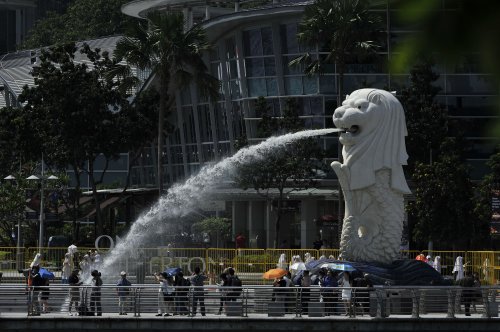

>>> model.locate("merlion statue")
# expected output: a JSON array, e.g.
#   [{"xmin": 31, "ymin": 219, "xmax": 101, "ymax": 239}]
[{"xmin": 331, "ymin": 89, "xmax": 411, "ymax": 264}]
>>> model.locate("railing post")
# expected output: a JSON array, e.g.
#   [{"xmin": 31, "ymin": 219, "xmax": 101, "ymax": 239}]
[
  {"xmin": 244, "ymin": 287, "xmax": 248, "ymax": 317},
  {"xmin": 412, "ymin": 289, "xmax": 420, "ymax": 318},
  {"xmin": 481, "ymin": 288, "xmax": 490, "ymax": 318},
  {"xmin": 27, "ymin": 287, "xmax": 33, "ymax": 316},
  {"xmin": 454, "ymin": 287, "xmax": 462, "ymax": 314},
  {"xmin": 295, "ymin": 287, "xmax": 301, "ymax": 317},
  {"xmin": 188, "ymin": 286, "xmax": 194, "ymax": 317},
  {"xmin": 376, "ymin": 288, "xmax": 385, "ymax": 318},
  {"xmin": 134, "ymin": 287, "xmax": 141, "ymax": 317},
  {"xmin": 447, "ymin": 289, "xmax": 455, "ymax": 318},
  {"xmin": 419, "ymin": 288, "xmax": 427, "ymax": 315}
]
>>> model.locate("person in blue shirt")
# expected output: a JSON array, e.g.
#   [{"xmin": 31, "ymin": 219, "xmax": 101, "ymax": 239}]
[
  {"xmin": 116, "ymin": 271, "xmax": 132, "ymax": 315},
  {"xmin": 319, "ymin": 269, "xmax": 338, "ymax": 316}
]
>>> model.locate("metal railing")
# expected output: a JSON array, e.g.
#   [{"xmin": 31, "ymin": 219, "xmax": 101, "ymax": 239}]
[{"xmin": 0, "ymin": 284, "xmax": 499, "ymax": 318}]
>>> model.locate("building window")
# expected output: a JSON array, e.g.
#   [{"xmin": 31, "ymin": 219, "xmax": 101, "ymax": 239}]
[{"xmin": 243, "ymin": 27, "xmax": 277, "ymax": 97}]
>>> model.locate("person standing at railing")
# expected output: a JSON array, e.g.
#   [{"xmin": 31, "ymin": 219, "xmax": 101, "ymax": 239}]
[
  {"xmin": 300, "ymin": 270, "xmax": 312, "ymax": 315},
  {"xmin": 174, "ymin": 271, "xmax": 190, "ymax": 315},
  {"xmin": 90, "ymin": 270, "xmax": 102, "ymax": 316},
  {"xmin": 68, "ymin": 269, "xmax": 83, "ymax": 316},
  {"xmin": 471, "ymin": 272, "xmax": 482, "ymax": 313},
  {"xmin": 226, "ymin": 267, "xmax": 243, "ymax": 302},
  {"xmin": 31, "ymin": 265, "xmax": 43, "ymax": 316},
  {"xmin": 352, "ymin": 273, "xmax": 373, "ymax": 316},
  {"xmin": 341, "ymin": 271, "xmax": 353, "ymax": 317},
  {"xmin": 216, "ymin": 273, "xmax": 229, "ymax": 315},
  {"xmin": 271, "ymin": 276, "xmax": 287, "ymax": 303},
  {"xmin": 40, "ymin": 277, "xmax": 50, "ymax": 313},
  {"xmin": 190, "ymin": 266, "xmax": 207, "ymax": 316},
  {"xmin": 458, "ymin": 271, "xmax": 475, "ymax": 316},
  {"xmin": 319, "ymin": 269, "xmax": 338, "ymax": 316},
  {"xmin": 116, "ymin": 271, "xmax": 132, "ymax": 315},
  {"xmin": 154, "ymin": 272, "xmax": 171, "ymax": 316}
]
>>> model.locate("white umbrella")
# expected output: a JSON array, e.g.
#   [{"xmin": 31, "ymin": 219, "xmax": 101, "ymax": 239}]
[
  {"xmin": 452, "ymin": 256, "xmax": 464, "ymax": 280},
  {"xmin": 68, "ymin": 244, "xmax": 78, "ymax": 255},
  {"xmin": 30, "ymin": 253, "xmax": 42, "ymax": 268},
  {"xmin": 290, "ymin": 262, "xmax": 306, "ymax": 271},
  {"xmin": 277, "ymin": 253, "xmax": 287, "ymax": 269}
]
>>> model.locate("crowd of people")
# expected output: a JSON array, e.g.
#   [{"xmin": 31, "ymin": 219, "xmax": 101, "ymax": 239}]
[{"xmin": 20, "ymin": 247, "xmax": 489, "ymax": 318}]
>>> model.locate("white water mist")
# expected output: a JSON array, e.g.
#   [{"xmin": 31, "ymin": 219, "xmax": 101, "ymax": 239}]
[{"xmin": 98, "ymin": 128, "xmax": 339, "ymax": 280}]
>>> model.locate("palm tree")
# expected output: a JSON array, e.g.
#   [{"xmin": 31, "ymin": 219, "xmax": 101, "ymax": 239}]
[
  {"xmin": 115, "ymin": 11, "xmax": 219, "ymax": 195},
  {"xmin": 291, "ymin": 0, "xmax": 382, "ymax": 235},
  {"xmin": 291, "ymin": 0, "xmax": 381, "ymax": 103}
]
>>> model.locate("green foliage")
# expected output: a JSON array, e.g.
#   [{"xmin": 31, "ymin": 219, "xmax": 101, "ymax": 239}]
[
  {"xmin": 408, "ymin": 138, "xmax": 475, "ymax": 249},
  {"xmin": 191, "ymin": 217, "xmax": 231, "ymax": 240},
  {"xmin": 21, "ymin": 0, "xmax": 133, "ymax": 49},
  {"xmin": 15, "ymin": 42, "xmax": 157, "ymax": 237},
  {"xmin": 472, "ymin": 146, "xmax": 500, "ymax": 246},
  {"xmin": 255, "ymin": 96, "xmax": 278, "ymax": 138},
  {"xmin": 400, "ymin": 59, "xmax": 448, "ymax": 170},
  {"xmin": 0, "ymin": 251, "xmax": 10, "ymax": 260}
]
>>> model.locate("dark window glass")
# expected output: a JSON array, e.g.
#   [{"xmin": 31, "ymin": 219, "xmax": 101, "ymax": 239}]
[
  {"xmin": 244, "ymin": 29, "xmax": 262, "ymax": 56},
  {"xmin": 264, "ymin": 57, "xmax": 276, "ymax": 76},
  {"xmin": 262, "ymin": 26, "xmax": 274, "ymax": 55},
  {"xmin": 246, "ymin": 58, "xmax": 265, "ymax": 77}
]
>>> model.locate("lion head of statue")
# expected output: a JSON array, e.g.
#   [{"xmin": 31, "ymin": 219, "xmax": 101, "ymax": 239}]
[{"xmin": 333, "ymin": 89, "xmax": 411, "ymax": 194}]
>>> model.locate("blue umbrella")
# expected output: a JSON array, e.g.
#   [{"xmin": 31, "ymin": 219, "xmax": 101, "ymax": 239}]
[
  {"xmin": 163, "ymin": 267, "xmax": 182, "ymax": 277},
  {"xmin": 39, "ymin": 268, "xmax": 55, "ymax": 279}
]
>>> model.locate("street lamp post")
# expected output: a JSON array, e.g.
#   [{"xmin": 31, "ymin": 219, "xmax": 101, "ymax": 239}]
[
  {"xmin": 3, "ymin": 175, "xmax": 22, "ymax": 270},
  {"xmin": 27, "ymin": 155, "xmax": 58, "ymax": 253}
]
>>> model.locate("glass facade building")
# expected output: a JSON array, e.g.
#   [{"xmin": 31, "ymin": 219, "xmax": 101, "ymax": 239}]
[
  {"xmin": 122, "ymin": 0, "xmax": 498, "ymax": 248},
  {"xmin": 125, "ymin": 0, "xmax": 498, "ymax": 187}
]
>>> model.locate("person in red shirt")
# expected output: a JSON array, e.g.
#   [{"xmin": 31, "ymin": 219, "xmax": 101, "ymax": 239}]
[{"xmin": 235, "ymin": 233, "xmax": 246, "ymax": 249}]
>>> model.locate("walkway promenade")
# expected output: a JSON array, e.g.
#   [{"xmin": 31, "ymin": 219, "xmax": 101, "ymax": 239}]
[{"xmin": 1, "ymin": 284, "xmax": 499, "ymax": 332}]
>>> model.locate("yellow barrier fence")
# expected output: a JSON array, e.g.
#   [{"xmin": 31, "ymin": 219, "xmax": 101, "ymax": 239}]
[{"xmin": 0, "ymin": 247, "xmax": 499, "ymax": 285}]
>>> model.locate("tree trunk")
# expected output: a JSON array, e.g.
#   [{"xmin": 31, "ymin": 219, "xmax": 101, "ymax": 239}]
[
  {"xmin": 89, "ymin": 161, "xmax": 103, "ymax": 236},
  {"xmin": 157, "ymin": 85, "xmax": 167, "ymax": 196}
]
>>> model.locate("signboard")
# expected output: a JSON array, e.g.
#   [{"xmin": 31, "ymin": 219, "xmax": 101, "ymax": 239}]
[{"xmin": 491, "ymin": 190, "xmax": 500, "ymax": 235}]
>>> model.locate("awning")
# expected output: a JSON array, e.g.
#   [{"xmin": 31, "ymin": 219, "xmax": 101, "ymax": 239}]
[
  {"xmin": 82, "ymin": 196, "xmax": 120, "ymax": 219},
  {"xmin": 209, "ymin": 187, "xmax": 339, "ymax": 201}
]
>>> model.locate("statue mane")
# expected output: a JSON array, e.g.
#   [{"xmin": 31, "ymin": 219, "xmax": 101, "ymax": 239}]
[{"xmin": 340, "ymin": 89, "xmax": 410, "ymax": 194}]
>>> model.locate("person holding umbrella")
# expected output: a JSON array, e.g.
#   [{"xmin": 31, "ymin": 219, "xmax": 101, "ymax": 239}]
[
  {"xmin": 319, "ymin": 269, "xmax": 338, "ymax": 316},
  {"xmin": 341, "ymin": 271, "xmax": 353, "ymax": 317}
]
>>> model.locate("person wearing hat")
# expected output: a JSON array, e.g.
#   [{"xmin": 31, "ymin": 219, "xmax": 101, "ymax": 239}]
[
  {"xmin": 90, "ymin": 270, "xmax": 103, "ymax": 316},
  {"xmin": 116, "ymin": 271, "xmax": 132, "ymax": 315}
]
